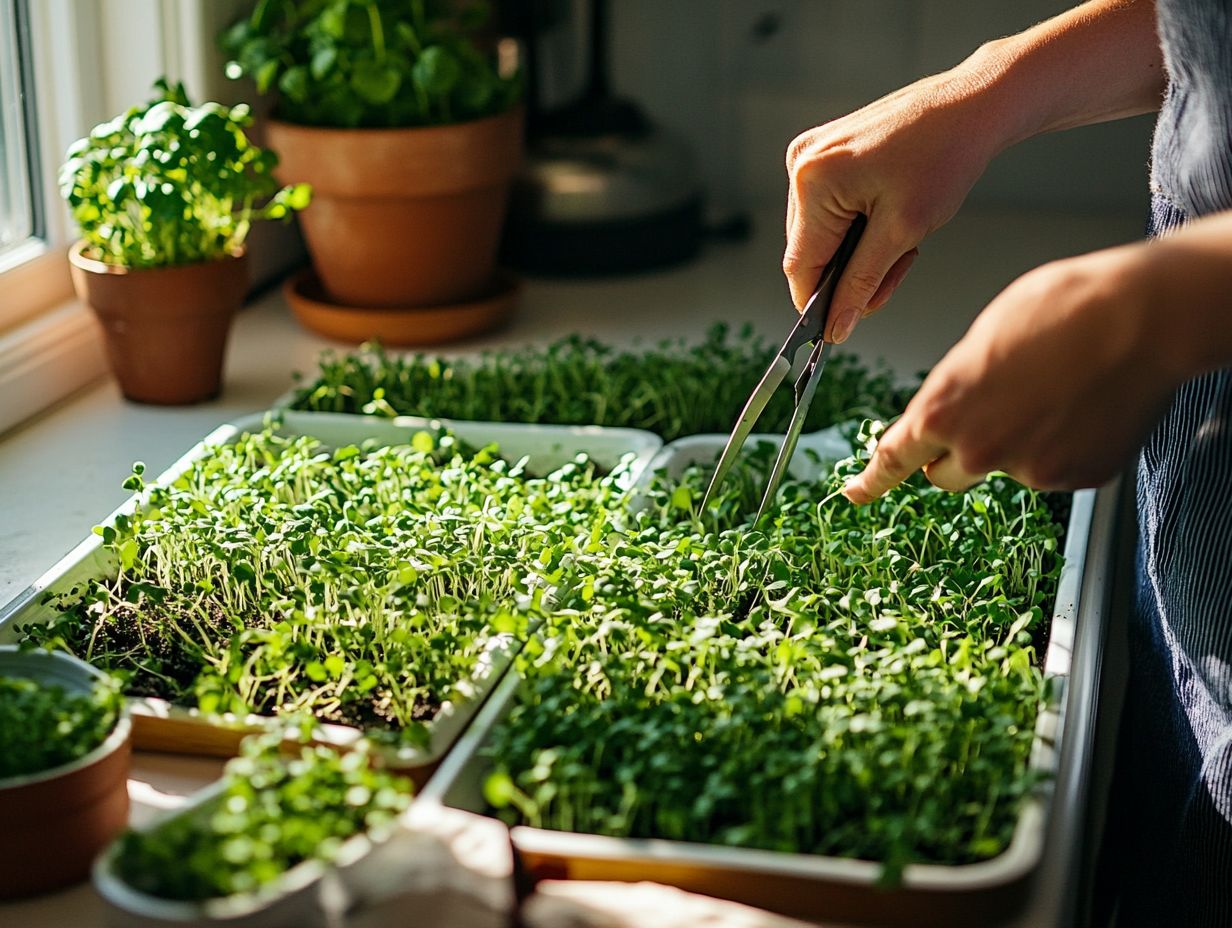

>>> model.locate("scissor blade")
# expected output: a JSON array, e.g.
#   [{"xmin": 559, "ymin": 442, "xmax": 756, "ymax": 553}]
[
  {"xmin": 701, "ymin": 354, "xmax": 793, "ymax": 510},
  {"xmin": 755, "ymin": 342, "xmax": 832, "ymax": 522}
]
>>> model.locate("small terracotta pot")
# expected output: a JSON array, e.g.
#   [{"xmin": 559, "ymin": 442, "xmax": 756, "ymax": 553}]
[
  {"xmin": 69, "ymin": 242, "xmax": 249, "ymax": 405},
  {"xmin": 0, "ymin": 648, "xmax": 132, "ymax": 899},
  {"xmin": 267, "ymin": 108, "xmax": 523, "ymax": 308}
]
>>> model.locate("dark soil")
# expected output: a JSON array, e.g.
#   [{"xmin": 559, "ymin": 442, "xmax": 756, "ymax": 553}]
[{"xmin": 26, "ymin": 580, "xmax": 441, "ymax": 733}]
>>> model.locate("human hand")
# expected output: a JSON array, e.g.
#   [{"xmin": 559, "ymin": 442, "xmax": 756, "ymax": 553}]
[
  {"xmin": 785, "ymin": 69, "xmax": 1007, "ymax": 343},
  {"xmin": 842, "ymin": 244, "xmax": 1181, "ymax": 502},
  {"xmin": 785, "ymin": 0, "xmax": 1167, "ymax": 345}
]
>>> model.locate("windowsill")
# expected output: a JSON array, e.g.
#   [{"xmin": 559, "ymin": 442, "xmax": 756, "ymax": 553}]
[
  {"xmin": 0, "ymin": 299, "xmax": 108, "ymax": 435},
  {"xmin": 0, "ymin": 245, "xmax": 75, "ymax": 335}
]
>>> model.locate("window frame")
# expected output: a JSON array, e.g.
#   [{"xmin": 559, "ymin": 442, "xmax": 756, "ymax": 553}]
[
  {"xmin": 0, "ymin": 0, "xmax": 295, "ymax": 435},
  {"xmin": 0, "ymin": 0, "xmax": 41, "ymax": 261},
  {"xmin": 0, "ymin": 0, "xmax": 97, "ymax": 335},
  {"xmin": 0, "ymin": 0, "xmax": 200, "ymax": 432}
]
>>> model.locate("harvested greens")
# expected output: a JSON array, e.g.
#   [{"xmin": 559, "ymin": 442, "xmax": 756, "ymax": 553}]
[
  {"xmin": 112, "ymin": 737, "xmax": 412, "ymax": 901},
  {"xmin": 482, "ymin": 425, "xmax": 1064, "ymax": 875},
  {"xmin": 289, "ymin": 325, "xmax": 912, "ymax": 442},
  {"xmin": 0, "ymin": 674, "xmax": 122, "ymax": 779}
]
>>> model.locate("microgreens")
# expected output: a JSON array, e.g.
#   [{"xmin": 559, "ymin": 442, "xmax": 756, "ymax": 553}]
[
  {"xmin": 482, "ymin": 422, "xmax": 1064, "ymax": 876},
  {"xmin": 290, "ymin": 325, "xmax": 913, "ymax": 442},
  {"xmin": 22, "ymin": 426, "xmax": 626, "ymax": 745},
  {"xmin": 0, "ymin": 674, "xmax": 123, "ymax": 779},
  {"xmin": 17, "ymin": 412, "xmax": 1065, "ymax": 879},
  {"xmin": 112, "ymin": 736, "xmax": 412, "ymax": 900}
]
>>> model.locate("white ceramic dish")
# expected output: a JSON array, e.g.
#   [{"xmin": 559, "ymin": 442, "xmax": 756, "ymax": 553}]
[{"xmin": 93, "ymin": 773, "xmax": 417, "ymax": 927}]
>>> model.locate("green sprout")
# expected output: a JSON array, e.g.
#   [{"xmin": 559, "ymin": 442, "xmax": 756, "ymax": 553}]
[
  {"xmin": 112, "ymin": 736, "xmax": 412, "ymax": 900},
  {"xmin": 0, "ymin": 674, "xmax": 123, "ymax": 779}
]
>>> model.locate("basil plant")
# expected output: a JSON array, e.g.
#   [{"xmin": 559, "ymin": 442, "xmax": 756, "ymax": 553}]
[
  {"xmin": 60, "ymin": 79, "xmax": 311, "ymax": 268},
  {"xmin": 220, "ymin": 0, "xmax": 521, "ymax": 129}
]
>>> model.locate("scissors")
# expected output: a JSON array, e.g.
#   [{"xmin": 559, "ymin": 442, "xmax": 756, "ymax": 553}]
[{"xmin": 701, "ymin": 213, "xmax": 867, "ymax": 521}]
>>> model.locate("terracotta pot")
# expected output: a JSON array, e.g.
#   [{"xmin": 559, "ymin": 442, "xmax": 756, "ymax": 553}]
[
  {"xmin": 267, "ymin": 108, "xmax": 523, "ymax": 308},
  {"xmin": 69, "ymin": 242, "xmax": 248, "ymax": 405},
  {"xmin": 0, "ymin": 648, "xmax": 132, "ymax": 899}
]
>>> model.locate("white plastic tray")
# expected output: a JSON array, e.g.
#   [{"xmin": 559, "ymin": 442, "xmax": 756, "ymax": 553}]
[
  {"xmin": 0, "ymin": 412, "xmax": 661, "ymax": 778},
  {"xmin": 416, "ymin": 430, "xmax": 1103, "ymax": 926}
]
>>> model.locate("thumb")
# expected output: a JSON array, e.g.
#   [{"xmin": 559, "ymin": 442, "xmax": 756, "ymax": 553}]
[{"xmin": 783, "ymin": 198, "xmax": 855, "ymax": 313}]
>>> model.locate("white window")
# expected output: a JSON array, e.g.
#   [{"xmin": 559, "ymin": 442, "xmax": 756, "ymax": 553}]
[
  {"xmin": 0, "ymin": 0, "xmax": 265, "ymax": 433},
  {"xmin": 0, "ymin": 0, "xmax": 38, "ymax": 266}
]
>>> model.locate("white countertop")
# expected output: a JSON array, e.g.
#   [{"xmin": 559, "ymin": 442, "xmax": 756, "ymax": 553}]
[{"xmin": 0, "ymin": 205, "xmax": 1143, "ymax": 926}]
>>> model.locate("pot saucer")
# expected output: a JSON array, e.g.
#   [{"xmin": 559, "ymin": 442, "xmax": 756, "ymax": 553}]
[{"xmin": 284, "ymin": 268, "xmax": 519, "ymax": 346}]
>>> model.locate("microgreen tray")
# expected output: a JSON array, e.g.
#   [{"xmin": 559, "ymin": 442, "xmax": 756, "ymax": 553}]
[
  {"xmin": 416, "ymin": 431, "xmax": 1117, "ymax": 927},
  {"xmin": 0, "ymin": 411, "xmax": 661, "ymax": 782}
]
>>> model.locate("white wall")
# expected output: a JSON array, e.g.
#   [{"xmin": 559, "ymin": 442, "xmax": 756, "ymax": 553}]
[{"xmin": 603, "ymin": 0, "xmax": 1155, "ymax": 222}]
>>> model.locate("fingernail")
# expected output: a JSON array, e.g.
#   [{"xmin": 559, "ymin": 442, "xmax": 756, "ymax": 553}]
[
  {"xmin": 841, "ymin": 477, "xmax": 868, "ymax": 504},
  {"xmin": 832, "ymin": 308, "xmax": 860, "ymax": 343}
]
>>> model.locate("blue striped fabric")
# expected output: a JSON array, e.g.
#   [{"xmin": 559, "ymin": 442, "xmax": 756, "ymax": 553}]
[
  {"xmin": 1151, "ymin": 0, "xmax": 1232, "ymax": 217},
  {"xmin": 1098, "ymin": 196, "xmax": 1232, "ymax": 928},
  {"xmin": 1114, "ymin": 265, "xmax": 1232, "ymax": 925},
  {"xmin": 1103, "ymin": 0, "xmax": 1232, "ymax": 918}
]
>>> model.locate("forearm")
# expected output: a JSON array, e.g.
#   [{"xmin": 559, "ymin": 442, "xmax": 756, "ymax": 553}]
[
  {"xmin": 1140, "ymin": 210, "xmax": 1232, "ymax": 382},
  {"xmin": 953, "ymin": 0, "xmax": 1165, "ymax": 155}
]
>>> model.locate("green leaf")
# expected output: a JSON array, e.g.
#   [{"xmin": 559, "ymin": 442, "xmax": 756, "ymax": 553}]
[
  {"xmin": 310, "ymin": 45, "xmax": 339, "ymax": 81},
  {"xmin": 278, "ymin": 65, "xmax": 310, "ymax": 103},
  {"xmin": 455, "ymin": 73, "xmax": 495, "ymax": 114},
  {"xmin": 351, "ymin": 60, "xmax": 402, "ymax": 104},
  {"xmin": 318, "ymin": 4, "xmax": 347, "ymax": 38},
  {"xmin": 483, "ymin": 770, "xmax": 516, "ymax": 808},
  {"xmin": 670, "ymin": 485, "xmax": 692, "ymax": 511},
  {"xmin": 117, "ymin": 539, "xmax": 140, "ymax": 571},
  {"xmin": 411, "ymin": 46, "xmax": 460, "ymax": 96},
  {"xmin": 255, "ymin": 59, "xmax": 280, "ymax": 94},
  {"xmin": 284, "ymin": 183, "xmax": 312, "ymax": 210}
]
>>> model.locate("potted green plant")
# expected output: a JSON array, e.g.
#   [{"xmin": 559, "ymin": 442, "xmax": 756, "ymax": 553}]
[
  {"xmin": 0, "ymin": 647, "xmax": 131, "ymax": 898},
  {"xmin": 220, "ymin": 0, "xmax": 523, "ymax": 339},
  {"xmin": 60, "ymin": 79, "xmax": 311, "ymax": 405}
]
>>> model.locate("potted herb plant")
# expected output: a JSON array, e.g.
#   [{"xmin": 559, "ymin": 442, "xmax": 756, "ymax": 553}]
[
  {"xmin": 220, "ymin": 0, "xmax": 523, "ymax": 333},
  {"xmin": 0, "ymin": 647, "xmax": 131, "ymax": 898},
  {"xmin": 60, "ymin": 79, "xmax": 311, "ymax": 405}
]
